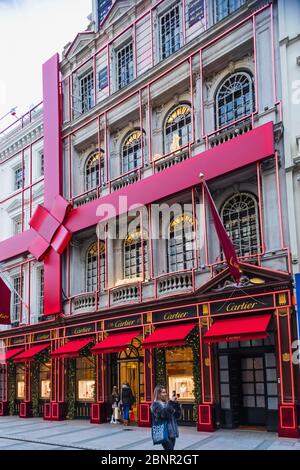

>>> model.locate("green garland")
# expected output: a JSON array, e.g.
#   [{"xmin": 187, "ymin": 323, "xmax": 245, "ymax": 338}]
[
  {"xmin": 66, "ymin": 358, "xmax": 76, "ymax": 420},
  {"xmin": 31, "ymin": 350, "xmax": 51, "ymax": 417},
  {"xmin": 154, "ymin": 348, "xmax": 166, "ymax": 387},
  {"xmin": 8, "ymin": 361, "xmax": 16, "ymax": 416},
  {"xmin": 186, "ymin": 327, "xmax": 201, "ymax": 421}
]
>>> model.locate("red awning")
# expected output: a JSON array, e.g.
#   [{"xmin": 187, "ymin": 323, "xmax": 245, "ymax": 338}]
[
  {"xmin": 0, "ymin": 347, "xmax": 24, "ymax": 363},
  {"xmin": 203, "ymin": 314, "xmax": 272, "ymax": 343},
  {"xmin": 51, "ymin": 338, "xmax": 92, "ymax": 359},
  {"xmin": 91, "ymin": 329, "xmax": 142, "ymax": 355},
  {"xmin": 14, "ymin": 343, "xmax": 51, "ymax": 363},
  {"xmin": 142, "ymin": 322, "xmax": 197, "ymax": 349}
]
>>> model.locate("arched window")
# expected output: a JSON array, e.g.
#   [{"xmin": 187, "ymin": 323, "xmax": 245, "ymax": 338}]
[
  {"xmin": 216, "ymin": 72, "xmax": 254, "ymax": 128},
  {"xmin": 85, "ymin": 150, "xmax": 105, "ymax": 191},
  {"xmin": 86, "ymin": 241, "xmax": 105, "ymax": 292},
  {"xmin": 124, "ymin": 229, "xmax": 148, "ymax": 279},
  {"xmin": 221, "ymin": 193, "xmax": 260, "ymax": 258},
  {"xmin": 168, "ymin": 214, "xmax": 195, "ymax": 272},
  {"xmin": 122, "ymin": 131, "xmax": 144, "ymax": 173},
  {"xmin": 164, "ymin": 104, "xmax": 192, "ymax": 154}
]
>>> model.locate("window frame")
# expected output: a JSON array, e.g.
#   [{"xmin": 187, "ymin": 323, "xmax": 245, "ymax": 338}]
[
  {"xmin": 220, "ymin": 192, "xmax": 260, "ymax": 258},
  {"xmin": 116, "ymin": 40, "xmax": 134, "ymax": 90},
  {"xmin": 79, "ymin": 70, "xmax": 95, "ymax": 114},
  {"xmin": 215, "ymin": 71, "xmax": 254, "ymax": 129},
  {"xmin": 164, "ymin": 103, "xmax": 192, "ymax": 156},
  {"xmin": 86, "ymin": 241, "xmax": 106, "ymax": 293},
  {"xmin": 167, "ymin": 213, "xmax": 195, "ymax": 273},
  {"xmin": 214, "ymin": 0, "xmax": 247, "ymax": 23},
  {"xmin": 85, "ymin": 150, "xmax": 105, "ymax": 192},
  {"xmin": 159, "ymin": 2, "xmax": 182, "ymax": 61}
]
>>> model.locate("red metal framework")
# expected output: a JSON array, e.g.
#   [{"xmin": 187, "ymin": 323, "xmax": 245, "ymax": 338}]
[{"xmin": 0, "ymin": 4, "xmax": 287, "ymax": 324}]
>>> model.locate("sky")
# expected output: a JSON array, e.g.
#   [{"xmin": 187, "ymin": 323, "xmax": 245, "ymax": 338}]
[{"xmin": 0, "ymin": 0, "xmax": 92, "ymax": 130}]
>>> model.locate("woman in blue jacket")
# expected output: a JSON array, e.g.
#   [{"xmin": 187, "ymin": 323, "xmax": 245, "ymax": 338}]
[{"xmin": 151, "ymin": 385, "xmax": 181, "ymax": 450}]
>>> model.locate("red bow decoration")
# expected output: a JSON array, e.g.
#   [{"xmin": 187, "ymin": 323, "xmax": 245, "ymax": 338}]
[{"xmin": 28, "ymin": 195, "xmax": 72, "ymax": 261}]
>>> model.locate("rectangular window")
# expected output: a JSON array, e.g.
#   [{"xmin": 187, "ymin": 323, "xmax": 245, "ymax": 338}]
[
  {"xmin": 215, "ymin": 0, "xmax": 246, "ymax": 22},
  {"xmin": 160, "ymin": 4, "xmax": 181, "ymax": 60},
  {"xmin": 39, "ymin": 267, "xmax": 44, "ymax": 315},
  {"xmin": 117, "ymin": 42, "xmax": 134, "ymax": 90},
  {"xmin": 14, "ymin": 166, "xmax": 24, "ymax": 190},
  {"xmin": 12, "ymin": 276, "xmax": 21, "ymax": 323},
  {"xmin": 40, "ymin": 152, "xmax": 44, "ymax": 176},
  {"xmin": 13, "ymin": 216, "xmax": 22, "ymax": 235},
  {"xmin": 80, "ymin": 71, "xmax": 94, "ymax": 114}
]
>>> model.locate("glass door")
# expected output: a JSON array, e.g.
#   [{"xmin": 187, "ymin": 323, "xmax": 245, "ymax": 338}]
[
  {"xmin": 241, "ymin": 356, "xmax": 266, "ymax": 426},
  {"xmin": 119, "ymin": 360, "xmax": 139, "ymax": 421}
]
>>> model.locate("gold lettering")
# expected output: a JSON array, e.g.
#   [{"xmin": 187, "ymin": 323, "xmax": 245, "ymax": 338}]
[
  {"xmin": 73, "ymin": 327, "xmax": 92, "ymax": 335},
  {"xmin": 114, "ymin": 320, "xmax": 136, "ymax": 328},
  {"xmin": 226, "ymin": 301, "xmax": 258, "ymax": 312},
  {"xmin": 163, "ymin": 312, "xmax": 188, "ymax": 320}
]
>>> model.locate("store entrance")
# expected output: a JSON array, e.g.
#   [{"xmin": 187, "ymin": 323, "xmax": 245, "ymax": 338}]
[
  {"xmin": 118, "ymin": 337, "xmax": 143, "ymax": 423},
  {"xmin": 219, "ymin": 347, "xmax": 278, "ymax": 429},
  {"xmin": 119, "ymin": 360, "xmax": 139, "ymax": 422}
]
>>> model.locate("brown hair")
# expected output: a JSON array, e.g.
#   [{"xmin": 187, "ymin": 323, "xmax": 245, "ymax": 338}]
[{"xmin": 153, "ymin": 385, "xmax": 166, "ymax": 402}]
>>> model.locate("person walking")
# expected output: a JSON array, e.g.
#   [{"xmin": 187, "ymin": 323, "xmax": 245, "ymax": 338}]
[
  {"xmin": 151, "ymin": 385, "xmax": 181, "ymax": 450},
  {"xmin": 120, "ymin": 382, "xmax": 134, "ymax": 426},
  {"xmin": 110, "ymin": 385, "xmax": 120, "ymax": 424}
]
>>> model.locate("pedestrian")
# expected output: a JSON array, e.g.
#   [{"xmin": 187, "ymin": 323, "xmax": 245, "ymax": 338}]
[
  {"xmin": 110, "ymin": 385, "xmax": 120, "ymax": 424},
  {"xmin": 151, "ymin": 385, "xmax": 181, "ymax": 450},
  {"xmin": 120, "ymin": 382, "xmax": 134, "ymax": 426},
  {"xmin": 170, "ymin": 390, "xmax": 177, "ymax": 401}
]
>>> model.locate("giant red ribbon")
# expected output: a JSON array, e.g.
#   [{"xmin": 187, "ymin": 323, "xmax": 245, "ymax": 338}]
[{"xmin": 28, "ymin": 195, "xmax": 72, "ymax": 262}]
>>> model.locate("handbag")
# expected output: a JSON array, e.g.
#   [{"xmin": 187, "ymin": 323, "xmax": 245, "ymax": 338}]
[{"xmin": 151, "ymin": 419, "xmax": 169, "ymax": 445}]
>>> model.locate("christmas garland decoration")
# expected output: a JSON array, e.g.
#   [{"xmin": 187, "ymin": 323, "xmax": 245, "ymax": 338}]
[
  {"xmin": 66, "ymin": 358, "xmax": 76, "ymax": 420},
  {"xmin": 8, "ymin": 361, "xmax": 16, "ymax": 416},
  {"xmin": 186, "ymin": 327, "xmax": 201, "ymax": 421},
  {"xmin": 154, "ymin": 348, "xmax": 166, "ymax": 387},
  {"xmin": 31, "ymin": 349, "xmax": 51, "ymax": 417}
]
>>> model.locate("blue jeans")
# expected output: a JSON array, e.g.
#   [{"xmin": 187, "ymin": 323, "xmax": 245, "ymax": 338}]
[{"xmin": 123, "ymin": 404, "xmax": 130, "ymax": 421}]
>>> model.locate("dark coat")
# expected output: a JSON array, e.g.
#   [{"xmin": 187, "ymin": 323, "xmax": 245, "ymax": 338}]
[
  {"xmin": 151, "ymin": 400, "xmax": 180, "ymax": 439},
  {"xmin": 121, "ymin": 385, "xmax": 134, "ymax": 406}
]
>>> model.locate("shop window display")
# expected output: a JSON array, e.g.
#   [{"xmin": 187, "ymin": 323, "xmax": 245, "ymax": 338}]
[{"xmin": 165, "ymin": 347, "xmax": 195, "ymax": 401}]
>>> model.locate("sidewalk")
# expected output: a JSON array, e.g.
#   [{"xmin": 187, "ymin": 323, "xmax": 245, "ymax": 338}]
[{"xmin": 0, "ymin": 417, "xmax": 299, "ymax": 450}]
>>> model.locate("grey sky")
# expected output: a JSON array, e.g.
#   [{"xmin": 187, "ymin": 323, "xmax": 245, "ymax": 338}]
[{"xmin": 0, "ymin": 0, "xmax": 91, "ymax": 129}]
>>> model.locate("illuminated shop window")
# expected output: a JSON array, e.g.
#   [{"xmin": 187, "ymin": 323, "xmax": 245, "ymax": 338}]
[
  {"xmin": 214, "ymin": 0, "xmax": 246, "ymax": 22},
  {"xmin": 216, "ymin": 72, "xmax": 254, "ymax": 128},
  {"xmin": 85, "ymin": 150, "xmax": 105, "ymax": 191},
  {"xmin": 86, "ymin": 242, "xmax": 105, "ymax": 292},
  {"xmin": 122, "ymin": 130, "xmax": 144, "ymax": 173},
  {"xmin": 80, "ymin": 71, "xmax": 94, "ymax": 114},
  {"xmin": 76, "ymin": 357, "xmax": 95, "ymax": 401},
  {"xmin": 117, "ymin": 42, "xmax": 134, "ymax": 90},
  {"xmin": 164, "ymin": 105, "xmax": 192, "ymax": 155},
  {"xmin": 166, "ymin": 347, "xmax": 194, "ymax": 401},
  {"xmin": 168, "ymin": 214, "xmax": 195, "ymax": 272},
  {"xmin": 40, "ymin": 363, "xmax": 51, "ymax": 399},
  {"xmin": 16, "ymin": 365, "xmax": 25, "ymax": 399},
  {"xmin": 160, "ymin": 3, "xmax": 181, "ymax": 60},
  {"xmin": 221, "ymin": 193, "xmax": 260, "ymax": 257},
  {"xmin": 124, "ymin": 229, "xmax": 148, "ymax": 280}
]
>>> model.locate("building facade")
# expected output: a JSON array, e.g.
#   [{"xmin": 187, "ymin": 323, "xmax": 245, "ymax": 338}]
[{"xmin": 0, "ymin": 0, "xmax": 300, "ymax": 438}]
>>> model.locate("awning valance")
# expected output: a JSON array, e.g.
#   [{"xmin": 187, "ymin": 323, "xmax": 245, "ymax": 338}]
[
  {"xmin": 91, "ymin": 329, "xmax": 142, "ymax": 355},
  {"xmin": 50, "ymin": 338, "xmax": 92, "ymax": 359},
  {"xmin": 142, "ymin": 322, "xmax": 197, "ymax": 349},
  {"xmin": 14, "ymin": 343, "xmax": 50, "ymax": 363},
  {"xmin": 203, "ymin": 314, "xmax": 272, "ymax": 343},
  {"xmin": 0, "ymin": 348, "xmax": 24, "ymax": 363}
]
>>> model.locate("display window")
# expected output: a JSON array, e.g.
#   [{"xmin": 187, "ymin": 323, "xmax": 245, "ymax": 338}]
[
  {"xmin": 16, "ymin": 365, "xmax": 25, "ymax": 399},
  {"xmin": 76, "ymin": 357, "xmax": 95, "ymax": 401},
  {"xmin": 165, "ymin": 347, "xmax": 194, "ymax": 401},
  {"xmin": 40, "ymin": 363, "xmax": 51, "ymax": 399}
]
